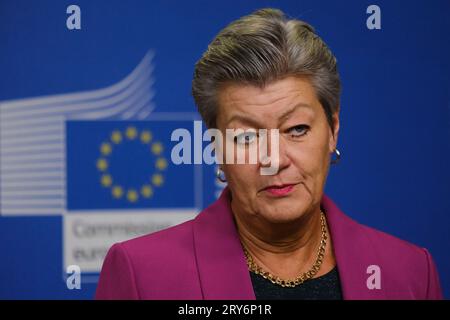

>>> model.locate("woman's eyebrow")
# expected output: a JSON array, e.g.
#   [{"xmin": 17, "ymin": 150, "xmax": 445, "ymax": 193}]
[
  {"xmin": 226, "ymin": 114, "xmax": 264, "ymax": 128},
  {"xmin": 226, "ymin": 102, "xmax": 314, "ymax": 128},
  {"xmin": 278, "ymin": 103, "xmax": 314, "ymax": 124}
]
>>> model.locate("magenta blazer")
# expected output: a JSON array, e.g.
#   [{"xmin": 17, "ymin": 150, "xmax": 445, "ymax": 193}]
[{"xmin": 96, "ymin": 187, "xmax": 443, "ymax": 300}]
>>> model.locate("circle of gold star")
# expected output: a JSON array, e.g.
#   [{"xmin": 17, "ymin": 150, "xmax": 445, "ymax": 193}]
[{"xmin": 96, "ymin": 126, "xmax": 168, "ymax": 203}]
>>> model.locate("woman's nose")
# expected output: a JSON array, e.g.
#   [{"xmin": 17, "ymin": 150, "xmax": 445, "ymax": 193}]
[{"xmin": 259, "ymin": 131, "xmax": 291, "ymax": 175}]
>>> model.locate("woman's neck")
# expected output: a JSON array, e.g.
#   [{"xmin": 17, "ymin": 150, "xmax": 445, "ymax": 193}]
[{"xmin": 232, "ymin": 202, "xmax": 334, "ymax": 279}]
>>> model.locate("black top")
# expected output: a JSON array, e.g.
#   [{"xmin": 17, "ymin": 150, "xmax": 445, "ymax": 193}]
[{"xmin": 249, "ymin": 266, "xmax": 343, "ymax": 300}]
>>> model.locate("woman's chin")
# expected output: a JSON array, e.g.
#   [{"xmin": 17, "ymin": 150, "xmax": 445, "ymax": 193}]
[{"xmin": 258, "ymin": 205, "xmax": 310, "ymax": 224}]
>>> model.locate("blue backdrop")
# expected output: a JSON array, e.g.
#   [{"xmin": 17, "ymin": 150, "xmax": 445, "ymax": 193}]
[{"xmin": 0, "ymin": 0, "xmax": 449, "ymax": 299}]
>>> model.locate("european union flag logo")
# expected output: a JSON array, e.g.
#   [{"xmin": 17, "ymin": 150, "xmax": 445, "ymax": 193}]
[{"xmin": 67, "ymin": 120, "xmax": 198, "ymax": 210}]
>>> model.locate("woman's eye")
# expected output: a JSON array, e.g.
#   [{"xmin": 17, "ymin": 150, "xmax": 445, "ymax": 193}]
[
  {"xmin": 235, "ymin": 132, "xmax": 257, "ymax": 145},
  {"xmin": 288, "ymin": 125, "xmax": 310, "ymax": 138}
]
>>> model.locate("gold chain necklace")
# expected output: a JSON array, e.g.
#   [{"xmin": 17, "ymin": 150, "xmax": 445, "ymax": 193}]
[{"xmin": 242, "ymin": 211, "xmax": 328, "ymax": 288}]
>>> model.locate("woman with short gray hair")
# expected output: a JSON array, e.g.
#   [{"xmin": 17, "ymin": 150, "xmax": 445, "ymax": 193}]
[{"xmin": 96, "ymin": 8, "xmax": 442, "ymax": 300}]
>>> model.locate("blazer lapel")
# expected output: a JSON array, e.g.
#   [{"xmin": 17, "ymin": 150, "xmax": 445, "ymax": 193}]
[
  {"xmin": 322, "ymin": 195, "xmax": 387, "ymax": 299},
  {"xmin": 192, "ymin": 187, "xmax": 256, "ymax": 299}
]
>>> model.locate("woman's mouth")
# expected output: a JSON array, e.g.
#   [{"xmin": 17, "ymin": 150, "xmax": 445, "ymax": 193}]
[{"xmin": 263, "ymin": 184, "xmax": 296, "ymax": 197}]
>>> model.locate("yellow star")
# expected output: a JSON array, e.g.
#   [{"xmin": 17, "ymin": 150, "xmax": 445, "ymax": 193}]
[
  {"xmin": 155, "ymin": 158, "xmax": 168, "ymax": 170},
  {"xmin": 141, "ymin": 185, "xmax": 153, "ymax": 198},
  {"xmin": 140, "ymin": 130, "xmax": 152, "ymax": 144},
  {"xmin": 112, "ymin": 186, "xmax": 123, "ymax": 198},
  {"xmin": 152, "ymin": 173, "xmax": 164, "ymax": 187},
  {"xmin": 96, "ymin": 158, "xmax": 108, "ymax": 171},
  {"xmin": 125, "ymin": 126, "xmax": 138, "ymax": 140},
  {"xmin": 151, "ymin": 142, "xmax": 163, "ymax": 155},
  {"xmin": 127, "ymin": 189, "xmax": 139, "ymax": 203},
  {"xmin": 111, "ymin": 130, "xmax": 122, "ymax": 144},
  {"xmin": 101, "ymin": 174, "xmax": 112, "ymax": 187},
  {"xmin": 100, "ymin": 142, "xmax": 112, "ymax": 156}
]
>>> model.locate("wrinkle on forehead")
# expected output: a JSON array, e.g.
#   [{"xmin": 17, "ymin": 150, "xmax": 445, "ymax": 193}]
[{"xmin": 217, "ymin": 77, "xmax": 319, "ymax": 127}]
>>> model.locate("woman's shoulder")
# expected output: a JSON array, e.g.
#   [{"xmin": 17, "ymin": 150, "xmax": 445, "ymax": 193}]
[
  {"xmin": 324, "ymin": 195, "xmax": 432, "ymax": 263},
  {"xmin": 347, "ymin": 216, "xmax": 439, "ymax": 288},
  {"xmin": 117, "ymin": 218, "xmax": 195, "ymax": 259},
  {"xmin": 100, "ymin": 218, "xmax": 198, "ymax": 281},
  {"xmin": 331, "ymin": 209, "xmax": 442, "ymax": 299},
  {"xmin": 96, "ymin": 218, "xmax": 202, "ymax": 299},
  {"xmin": 353, "ymin": 219, "xmax": 430, "ymax": 261}
]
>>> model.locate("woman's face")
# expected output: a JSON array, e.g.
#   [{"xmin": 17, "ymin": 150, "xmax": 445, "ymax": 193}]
[{"xmin": 216, "ymin": 76, "xmax": 339, "ymax": 224}]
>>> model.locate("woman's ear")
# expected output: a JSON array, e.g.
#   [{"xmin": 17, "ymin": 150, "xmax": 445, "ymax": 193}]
[{"xmin": 329, "ymin": 111, "xmax": 340, "ymax": 153}]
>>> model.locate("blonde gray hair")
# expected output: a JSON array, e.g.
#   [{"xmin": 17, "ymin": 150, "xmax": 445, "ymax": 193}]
[{"xmin": 192, "ymin": 8, "xmax": 341, "ymax": 130}]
